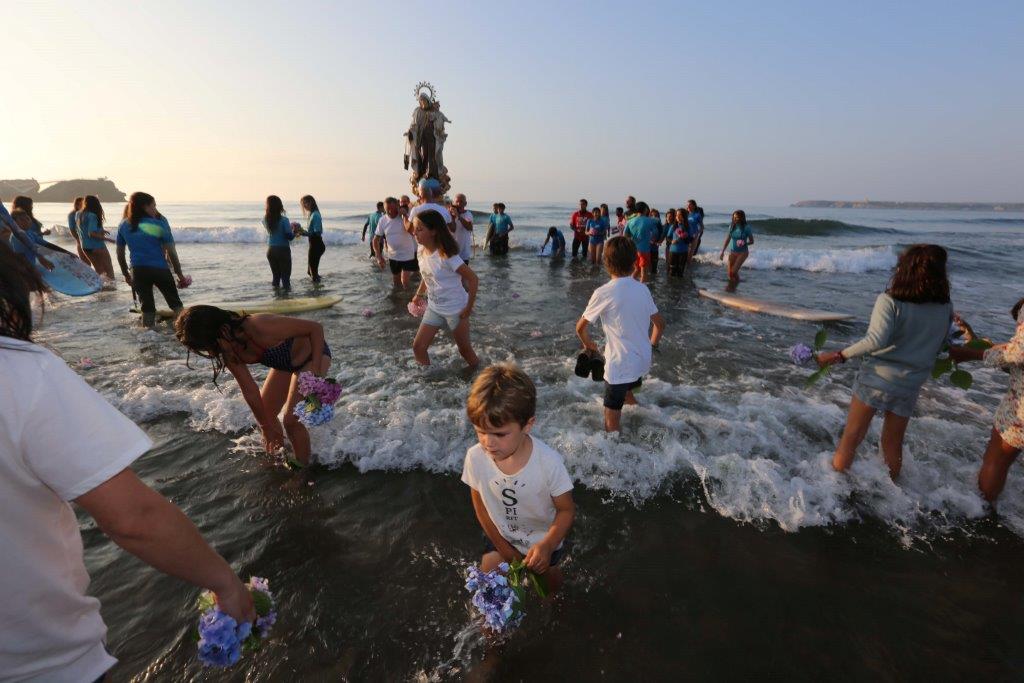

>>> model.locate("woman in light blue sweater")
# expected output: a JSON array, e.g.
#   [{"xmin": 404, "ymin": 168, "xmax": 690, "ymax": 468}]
[{"xmin": 818, "ymin": 245, "xmax": 953, "ymax": 478}]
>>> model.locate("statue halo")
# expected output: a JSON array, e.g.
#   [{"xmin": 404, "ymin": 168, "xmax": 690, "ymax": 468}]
[{"xmin": 413, "ymin": 81, "xmax": 437, "ymax": 103}]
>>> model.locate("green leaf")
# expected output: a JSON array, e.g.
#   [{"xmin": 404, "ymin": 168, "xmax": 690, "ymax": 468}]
[
  {"xmin": 252, "ymin": 590, "xmax": 272, "ymax": 617},
  {"xmin": 965, "ymin": 338, "xmax": 994, "ymax": 350},
  {"xmin": 950, "ymin": 369, "xmax": 973, "ymax": 390},
  {"xmin": 527, "ymin": 571, "xmax": 549, "ymax": 599},
  {"xmin": 804, "ymin": 366, "xmax": 830, "ymax": 388},
  {"xmin": 932, "ymin": 357, "xmax": 953, "ymax": 379},
  {"xmin": 813, "ymin": 328, "xmax": 828, "ymax": 352}
]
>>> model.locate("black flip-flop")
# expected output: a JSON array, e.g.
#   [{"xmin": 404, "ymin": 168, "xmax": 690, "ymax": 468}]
[
  {"xmin": 590, "ymin": 357, "xmax": 605, "ymax": 382},
  {"xmin": 574, "ymin": 352, "xmax": 592, "ymax": 378}
]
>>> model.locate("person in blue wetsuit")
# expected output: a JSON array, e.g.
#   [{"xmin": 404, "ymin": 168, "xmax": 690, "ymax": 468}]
[
  {"xmin": 174, "ymin": 305, "xmax": 333, "ymax": 467},
  {"xmin": 719, "ymin": 209, "xmax": 754, "ymax": 283},
  {"xmin": 542, "ymin": 226, "xmax": 566, "ymax": 258},
  {"xmin": 586, "ymin": 208, "xmax": 606, "ymax": 264},
  {"xmin": 485, "ymin": 202, "xmax": 514, "ymax": 256},
  {"xmin": 263, "ymin": 195, "xmax": 294, "ymax": 289},
  {"xmin": 294, "ymin": 194, "xmax": 326, "ymax": 283},
  {"xmin": 115, "ymin": 192, "xmax": 190, "ymax": 327}
]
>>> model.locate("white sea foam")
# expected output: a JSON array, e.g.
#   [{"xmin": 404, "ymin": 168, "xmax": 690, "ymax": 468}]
[
  {"xmin": 694, "ymin": 246, "xmax": 897, "ymax": 273},
  {"xmin": 49, "ymin": 224, "xmax": 361, "ymax": 246},
  {"xmin": 101, "ymin": 349, "xmax": 1022, "ymax": 544}
]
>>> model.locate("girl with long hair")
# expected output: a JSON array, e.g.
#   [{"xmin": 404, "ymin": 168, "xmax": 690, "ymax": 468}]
[
  {"xmin": 10, "ymin": 196, "xmax": 75, "ymax": 262},
  {"xmin": 950, "ymin": 297, "xmax": 1024, "ymax": 502},
  {"xmin": 666, "ymin": 207, "xmax": 691, "ymax": 277},
  {"xmin": 410, "ymin": 209, "xmax": 479, "ymax": 367},
  {"xmin": 719, "ymin": 209, "xmax": 753, "ymax": 282},
  {"xmin": 294, "ymin": 194, "xmax": 326, "ymax": 283},
  {"xmin": 263, "ymin": 195, "xmax": 294, "ymax": 289},
  {"xmin": 67, "ymin": 196, "xmax": 91, "ymax": 263},
  {"xmin": 818, "ymin": 244, "xmax": 954, "ymax": 478},
  {"xmin": 174, "ymin": 305, "xmax": 332, "ymax": 466},
  {"xmin": 115, "ymin": 192, "xmax": 190, "ymax": 327},
  {"xmin": 77, "ymin": 195, "xmax": 115, "ymax": 279}
]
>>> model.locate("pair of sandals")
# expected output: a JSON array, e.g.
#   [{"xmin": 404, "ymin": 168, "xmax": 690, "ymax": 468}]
[{"xmin": 574, "ymin": 350, "xmax": 605, "ymax": 382}]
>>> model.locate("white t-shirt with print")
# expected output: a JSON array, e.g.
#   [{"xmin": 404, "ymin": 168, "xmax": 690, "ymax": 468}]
[
  {"xmin": 451, "ymin": 210, "xmax": 474, "ymax": 261},
  {"xmin": 417, "ymin": 247, "xmax": 468, "ymax": 316},
  {"xmin": 0, "ymin": 340, "xmax": 153, "ymax": 682},
  {"xmin": 582, "ymin": 276, "xmax": 658, "ymax": 385},
  {"xmin": 375, "ymin": 214, "xmax": 417, "ymax": 262},
  {"xmin": 461, "ymin": 436, "xmax": 573, "ymax": 554}
]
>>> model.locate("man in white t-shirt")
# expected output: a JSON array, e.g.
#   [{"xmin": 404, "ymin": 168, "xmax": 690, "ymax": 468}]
[
  {"xmin": 461, "ymin": 364, "xmax": 575, "ymax": 593},
  {"xmin": 450, "ymin": 193, "xmax": 474, "ymax": 263},
  {"xmin": 374, "ymin": 196, "xmax": 419, "ymax": 288},
  {"xmin": 0, "ymin": 247, "xmax": 254, "ymax": 682},
  {"xmin": 576, "ymin": 236, "xmax": 666, "ymax": 432}
]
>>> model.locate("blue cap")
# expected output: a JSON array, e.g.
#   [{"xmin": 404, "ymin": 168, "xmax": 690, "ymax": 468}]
[{"xmin": 418, "ymin": 177, "xmax": 442, "ymax": 193}]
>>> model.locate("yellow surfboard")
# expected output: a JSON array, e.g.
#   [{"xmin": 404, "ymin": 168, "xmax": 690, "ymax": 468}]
[
  {"xmin": 136, "ymin": 296, "xmax": 343, "ymax": 320},
  {"xmin": 698, "ymin": 289, "xmax": 853, "ymax": 322}
]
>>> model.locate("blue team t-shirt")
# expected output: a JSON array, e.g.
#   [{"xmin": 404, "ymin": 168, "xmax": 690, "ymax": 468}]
[
  {"xmin": 667, "ymin": 223, "xmax": 692, "ymax": 253},
  {"xmin": 78, "ymin": 212, "xmax": 106, "ymax": 250},
  {"xmin": 587, "ymin": 218, "xmax": 606, "ymax": 242},
  {"xmin": 67, "ymin": 210, "xmax": 78, "ymax": 237},
  {"xmin": 368, "ymin": 210, "xmax": 383, "ymax": 233},
  {"xmin": 9, "ymin": 223, "xmax": 45, "ymax": 263},
  {"xmin": 264, "ymin": 215, "xmax": 294, "ymax": 247},
  {"xmin": 687, "ymin": 212, "xmax": 703, "ymax": 239},
  {"xmin": 624, "ymin": 216, "xmax": 659, "ymax": 252},
  {"xmin": 306, "ymin": 210, "xmax": 323, "ymax": 236},
  {"xmin": 490, "ymin": 213, "xmax": 513, "ymax": 236},
  {"xmin": 729, "ymin": 224, "xmax": 754, "ymax": 253},
  {"xmin": 117, "ymin": 216, "xmax": 175, "ymax": 269},
  {"xmin": 551, "ymin": 230, "xmax": 566, "ymax": 254}
]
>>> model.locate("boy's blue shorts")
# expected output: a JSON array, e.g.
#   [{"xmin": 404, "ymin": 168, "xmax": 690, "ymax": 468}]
[{"xmin": 483, "ymin": 537, "xmax": 565, "ymax": 566}]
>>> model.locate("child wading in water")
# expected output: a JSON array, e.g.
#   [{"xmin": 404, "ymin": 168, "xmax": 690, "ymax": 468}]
[
  {"xmin": 577, "ymin": 236, "xmax": 666, "ymax": 432},
  {"xmin": 817, "ymin": 244, "xmax": 953, "ymax": 479},
  {"xmin": 174, "ymin": 306, "xmax": 332, "ymax": 466},
  {"xmin": 411, "ymin": 209, "xmax": 480, "ymax": 368},
  {"xmin": 461, "ymin": 364, "xmax": 575, "ymax": 593}
]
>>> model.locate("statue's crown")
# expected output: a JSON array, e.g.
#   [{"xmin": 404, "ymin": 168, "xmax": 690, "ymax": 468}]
[{"xmin": 414, "ymin": 81, "xmax": 436, "ymax": 102}]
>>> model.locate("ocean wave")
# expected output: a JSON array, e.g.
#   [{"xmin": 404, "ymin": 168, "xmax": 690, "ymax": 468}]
[
  {"xmin": 694, "ymin": 246, "xmax": 896, "ymax": 273},
  {"xmin": 751, "ymin": 218, "xmax": 898, "ymax": 236},
  {"xmin": 102, "ymin": 353, "xmax": 1017, "ymax": 545},
  {"xmin": 50, "ymin": 224, "xmax": 362, "ymax": 246}
]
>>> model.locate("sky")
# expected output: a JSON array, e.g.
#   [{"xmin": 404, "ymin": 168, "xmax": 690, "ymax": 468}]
[{"xmin": 3, "ymin": 0, "xmax": 1023, "ymax": 204}]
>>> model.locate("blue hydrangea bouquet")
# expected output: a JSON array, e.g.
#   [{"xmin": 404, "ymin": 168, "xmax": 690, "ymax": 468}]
[
  {"xmin": 789, "ymin": 328, "xmax": 829, "ymax": 387},
  {"xmin": 293, "ymin": 371, "xmax": 342, "ymax": 427},
  {"xmin": 464, "ymin": 560, "xmax": 548, "ymax": 633},
  {"xmin": 195, "ymin": 577, "xmax": 277, "ymax": 668}
]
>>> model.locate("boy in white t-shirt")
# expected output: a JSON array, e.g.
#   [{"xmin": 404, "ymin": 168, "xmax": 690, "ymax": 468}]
[
  {"xmin": 461, "ymin": 365, "xmax": 575, "ymax": 593},
  {"xmin": 576, "ymin": 236, "xmax": 666, "ymax": 432}
]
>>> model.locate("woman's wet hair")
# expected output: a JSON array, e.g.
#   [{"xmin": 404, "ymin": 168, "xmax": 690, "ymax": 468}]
[
  {"xmin": 83, "ymin": 195, "xmax": 105, "ymax": 226},
  {"xmin": 0, "ymin": 239, "xmax": 47, "ymax": 342},
  {"xmin": 300, "ymin": 194, "xmax": 319, "ymax": 214},
  {"xmin": 415, "ymin": 209, "xmax": 460, "ymax": 257},
  {"xmin": 731, "ymin": 210, "xmax": 747, "ymax": 227},
  {"xmin": 174, "ymin": 305, "xmax": 250, "ymax": 385},
  {"xmin": 12, "ymin": 196, "xmax": 41, "ymax": 229},
  {"xmin": 264, "ymin": 195, "xmax": 284, "ymax": 234},
  {"xmin": 887, "ymin": 244, "xmax": 950, "ymax": 304}
]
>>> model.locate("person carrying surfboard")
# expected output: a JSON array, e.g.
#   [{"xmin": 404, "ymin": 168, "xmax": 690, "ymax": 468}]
[
  {"xmin": 1, "ymin": 199, "xmax": 54, "ymax": 271},
  {"xmin": 116, "ymin": 192, "xmax": 190, "ymax": 327},
  {"xmin": 719, "ymin": 210, "xmax": 753, "ymax": 283}
]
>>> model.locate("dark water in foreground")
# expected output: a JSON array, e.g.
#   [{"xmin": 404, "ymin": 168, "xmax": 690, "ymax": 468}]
[{"xmin": 27, "ymin": 202, "xmax": 1024, "ymax": 679}]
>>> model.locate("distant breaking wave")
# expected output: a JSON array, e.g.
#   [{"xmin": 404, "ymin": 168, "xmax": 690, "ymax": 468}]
[
  {"xmin": 50, "ymin": 224, "xmax": 363, "ymax": 246},
  {"xmin": 694, "ymin": 246, "xmax": 897, "ymax": 273},
  {"xmin": 750, "ymin": 218, "xmax": 898, "ymax": 237}
]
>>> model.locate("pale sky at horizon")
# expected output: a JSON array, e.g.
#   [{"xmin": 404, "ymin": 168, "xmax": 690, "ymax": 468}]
[{"xmin": 3, "ymin": 0, "xmax": 1022, "ymax": 204}]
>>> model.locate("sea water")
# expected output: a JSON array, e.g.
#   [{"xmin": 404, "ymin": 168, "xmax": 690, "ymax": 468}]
[{"xmin": 29, "ymin": 201, "xmax": 1024, "ymax": 678}]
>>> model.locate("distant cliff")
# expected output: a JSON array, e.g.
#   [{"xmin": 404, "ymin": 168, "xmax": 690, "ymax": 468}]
[
  {"xmin": 793, "ymin": 200, "xmax": 1024, "ymax": 212},
  {"xmin": 0, "ymin": 177, "xmax": 127, "ymax": 203}
]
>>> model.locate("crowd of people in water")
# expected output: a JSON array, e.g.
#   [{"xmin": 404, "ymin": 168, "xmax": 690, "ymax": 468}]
[{"xmin": 2, "ymin": 179, "xmax": 1023, "ymax": 679}]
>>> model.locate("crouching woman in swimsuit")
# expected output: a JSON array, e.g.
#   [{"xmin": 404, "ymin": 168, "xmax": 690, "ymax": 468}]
[{"xmin": 174, "ymin": 305, "xmax": 332, "ymax": 466}]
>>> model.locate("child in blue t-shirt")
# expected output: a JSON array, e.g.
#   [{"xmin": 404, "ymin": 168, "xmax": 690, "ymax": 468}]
[
  {"xmin": 719, "ymin": 210, "xmax": 754, "ymax": 282},
  {"xmin": 541, "ymin": 227, "xmax": 566, "ymax": 258}
]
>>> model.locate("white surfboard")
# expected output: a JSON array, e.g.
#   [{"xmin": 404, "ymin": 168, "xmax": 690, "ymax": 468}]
[
  {"xmin": 135, "ymin": 295, "xmax": 343, "ymax": 320},
  {"xmin": 698, "ymin": 289, "xmax": 854, "ymax": 322}
]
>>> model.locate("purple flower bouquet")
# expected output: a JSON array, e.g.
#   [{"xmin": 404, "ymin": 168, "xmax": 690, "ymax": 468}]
[
  {"xmin": 293, "ymin": 372, "xmax": 342, "ymax": 427},
  {"xmin": 195, "ymin": 576, "xmax": 276, "ymax": 668},
  {"xmin": 463, "ymin": 560, "xmax": 548, "ymax": 633},
  {"xmin": 407, "ymin": 298, "xmax": 428, "ymax": 318},
  {"xmin": 791, "ymin": 328, "xmax": 830, "ymax": 387}
]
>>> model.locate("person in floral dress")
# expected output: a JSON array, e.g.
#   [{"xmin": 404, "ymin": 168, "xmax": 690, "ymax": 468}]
[{"xmin": 952, "ymin": 297, "xmax": 1024, "ymax": 502}]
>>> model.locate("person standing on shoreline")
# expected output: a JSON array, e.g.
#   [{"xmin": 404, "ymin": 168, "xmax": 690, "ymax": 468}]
[
  {"xmin": 77, "ymin": 195, "xmax": 116, "ymax": 280},
  {"xmin": 686, "ymin": 199, "xmax": 704, "ymax": 263},
  {"xmin": 295, "ymin": 195, "xmax": 326, "ymax": 283},
  {"xmin": 0, "ymin": 243, "xmax": 255, "ymax": 682},
  {"xmin": 263, "ymin": 195, "xmax": 294, "ymax": 289},
  {"xmin": 485, "ymin": 203, "xmax": 513, "ymax": 256},
  {"xmin": 374, "ymin": 196, "xmax": 418, "ymax": 288},
  {"xmin": 451, "ymin": 193, "xmax": 474, "ymax": 264},
  {"xmin": 719, "ymin": 210, "xmax": 753, "ymax": 283},
  {"xmin": 570, "ymin": 198, "xmax": 590, "ymax": 259},
  {"xmin": 67, "ymin": 196, "xmax": 91, "ymax": 264},
  {"xmin": 624, "ymin": 201, "xmax": 658, "ymax": 283}
]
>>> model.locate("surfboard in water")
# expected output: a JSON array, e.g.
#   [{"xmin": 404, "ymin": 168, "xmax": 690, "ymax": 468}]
[
  {"xmin": 136, "ymin": 295, "xmax": 343, "ymax": 320},
  {"xmin": 35, "ymin": 246, "xmax": 102, "ymax": 296},
  {"xmin": 698, "ymin": 289, "xmax": 854, "ymax": 322}
]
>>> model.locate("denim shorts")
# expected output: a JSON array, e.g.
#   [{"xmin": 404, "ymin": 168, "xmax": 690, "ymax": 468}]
[
  {"xmin": 853, "ymin": 380, "xmax": 919, "ymax": 418},
  {"xmin": 422, "ymin": 307, "xmax": 463, "ymax": 331}
]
